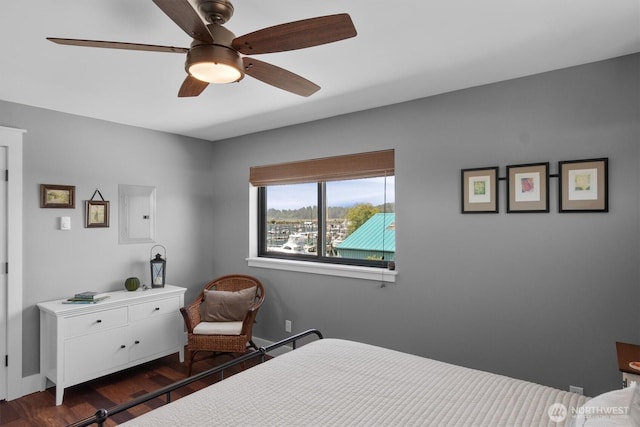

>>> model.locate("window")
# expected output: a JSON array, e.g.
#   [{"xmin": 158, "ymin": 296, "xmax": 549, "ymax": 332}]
[{"xmin": 250, "ymin": 150, "xmax": 395, "ymax": 270}]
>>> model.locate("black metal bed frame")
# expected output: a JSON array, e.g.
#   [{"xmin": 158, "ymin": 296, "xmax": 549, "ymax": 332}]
[{"xmin": 67, "ymin": 329, "xmax": 324, "ymax": 427}]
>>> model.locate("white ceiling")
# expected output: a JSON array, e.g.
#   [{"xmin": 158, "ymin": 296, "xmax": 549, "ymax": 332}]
[{"xmin": 1, "ymin": 1, "xmax": 638, "ymax": 142}]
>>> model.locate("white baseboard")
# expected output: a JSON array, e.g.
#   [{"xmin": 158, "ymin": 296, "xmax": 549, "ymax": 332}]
[{"xmin": 9, "ymin": 372, "xmax": 42, "ymax": 401}]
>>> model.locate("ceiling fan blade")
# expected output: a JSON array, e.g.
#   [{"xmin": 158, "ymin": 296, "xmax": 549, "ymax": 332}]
[
  {"xmin": 178, "ymin": 75, "xmax": 209, "ymax": 97},
  {"xmin": 232, "ymin": 14, "xmax": 356, "ymax": 55},
  {"xmin": 243, "ymin": 57, "xmax": 319, "ymax": 97},
  {"xmin": 152, "ymin": 0, "xmax": 213, "ymax": 43},
  {"xmin": 47, "ymin": 38, "xmax": 189, "ymax": 54}
]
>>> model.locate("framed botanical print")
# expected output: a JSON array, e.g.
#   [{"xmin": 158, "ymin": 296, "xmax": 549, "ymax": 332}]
[
  {"xmin": 506, "ymin": 162, "xmax": 549, "ymax": 213},
  {"xmin": 461, "ymin": 167, "xmax": 499, "ymax": 213},
  {"xmin": 558, "ymin": 158, "xmax": 608, "ymax": 212}
]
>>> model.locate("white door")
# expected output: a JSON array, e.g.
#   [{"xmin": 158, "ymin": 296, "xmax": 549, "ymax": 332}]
[{"xmin": 0, "ymin": 146, "xmax": 7, "ymax": 400}]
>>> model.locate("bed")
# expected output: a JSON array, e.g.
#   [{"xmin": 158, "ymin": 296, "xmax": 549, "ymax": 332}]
[{"xmin": 112, "ymin": 334, "xmax": 597, "ymax": 427}]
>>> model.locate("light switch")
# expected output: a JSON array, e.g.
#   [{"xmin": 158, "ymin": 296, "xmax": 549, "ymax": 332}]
[{"xmin": 60, "ymin": 216, "xmax": 71, "ymax": 230}]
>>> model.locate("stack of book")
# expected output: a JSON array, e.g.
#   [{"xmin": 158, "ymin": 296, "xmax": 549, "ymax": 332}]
[{"xmin": 63, "ymin": 291, "xmax": 110, "ymax": 304}]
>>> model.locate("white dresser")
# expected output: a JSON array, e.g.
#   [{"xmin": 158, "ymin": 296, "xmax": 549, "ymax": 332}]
[{"xmin": 37, "ymin": 285, "xmax": 186, "ymax": 405}]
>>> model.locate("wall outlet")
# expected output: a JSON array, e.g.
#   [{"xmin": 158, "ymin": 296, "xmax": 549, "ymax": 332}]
[
  {"xmin": 285, "ymin": 320, "xmax": 292, "ymax": 333},
  {"xmin": 569, "ymin": 385, "xmax": 583, "ymax": 395}
]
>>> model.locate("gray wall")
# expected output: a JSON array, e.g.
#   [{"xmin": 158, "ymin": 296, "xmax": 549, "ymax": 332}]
[
  {"xmin": 0, "ymin": 101, "xmax": 217, "ymax": 376},
  {"xmin": 210, "ymin": 53, "xmax": 640, "ymax": 396}
]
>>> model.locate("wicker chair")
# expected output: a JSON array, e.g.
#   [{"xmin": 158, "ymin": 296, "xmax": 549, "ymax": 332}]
[{"xmin": 180, "ymin": 274, "xmax": 265, "ymax": 376}]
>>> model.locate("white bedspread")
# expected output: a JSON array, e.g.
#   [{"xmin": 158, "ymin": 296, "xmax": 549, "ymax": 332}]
[{"xmin": 121, "ymin": 338, "xmax": 588, "ymax": 426}]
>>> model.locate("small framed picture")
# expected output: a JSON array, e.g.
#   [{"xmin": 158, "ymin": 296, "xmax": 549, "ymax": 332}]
[
  {"xmin": 506, "ymin": 162, "xmax": 549, "ymax": 213},
  {"xmin": 86, "ymin": 200, "xmax": 110, "ymax": 228},
  {"xmin": 558, "ymin": 158, "xmax": 608, "ymax": 212},
  {"xmin": 461, "ymin": 167, "xmax": 499, "ymax": 213},
  {"xmin": 40, "ymin": 184, "xmax": 75, "ymax": 208}
]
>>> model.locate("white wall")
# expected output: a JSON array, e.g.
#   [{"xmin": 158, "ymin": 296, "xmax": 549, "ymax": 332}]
[{"xmin": 208, "ymin": 53, "xmax": 640, "ymax": 396}]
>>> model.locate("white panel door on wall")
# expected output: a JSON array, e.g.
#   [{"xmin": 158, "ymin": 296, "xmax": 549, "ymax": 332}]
[{"xmin": 0, "ymin": 146, "xmax": 7, "ymax": 400}]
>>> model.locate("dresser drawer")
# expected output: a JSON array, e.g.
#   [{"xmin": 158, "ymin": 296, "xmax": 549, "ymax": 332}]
[
  {"xmin": 64, "ymin": 307, "xmax": 128, "ymax": 338},
  {"xmin": 130, "ymin": 311, "xmax": 182, "ymax": 362},
  {"xmin": 64, "ymin": 325, "xmax": 130, "ymax": 384},
  {"xmin": 129, "ymin": 296, "xmax": 180, "ymax": 322}
]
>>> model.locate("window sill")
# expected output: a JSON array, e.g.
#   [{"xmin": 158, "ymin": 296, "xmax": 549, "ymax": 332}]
[{"xmin": 246, "ymin": 257, "xmax": 397, "ymax": 283}]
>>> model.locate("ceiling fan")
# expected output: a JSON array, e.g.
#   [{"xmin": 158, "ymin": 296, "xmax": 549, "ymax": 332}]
[{"xmin": 47, "ymin": 0, "xmax": 357, "ymax": 97}]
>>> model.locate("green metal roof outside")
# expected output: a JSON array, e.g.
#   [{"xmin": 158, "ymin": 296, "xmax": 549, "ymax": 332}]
[{"xmin": 337, "ymin": 213, "xmax": 395, "ymax": 252}]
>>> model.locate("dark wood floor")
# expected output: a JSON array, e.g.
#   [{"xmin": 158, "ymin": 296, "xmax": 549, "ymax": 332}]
[{"xmin": 0, "ymin": 350, "xmax": 264, "ymax": 426}]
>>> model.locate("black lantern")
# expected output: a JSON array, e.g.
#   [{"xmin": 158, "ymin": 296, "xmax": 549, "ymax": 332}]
[{"xmin": 149, "ymin": 245, "xmax": 166, "ymax": 288}]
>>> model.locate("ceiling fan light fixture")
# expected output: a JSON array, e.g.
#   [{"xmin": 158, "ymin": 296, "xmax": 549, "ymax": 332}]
[
  {"xmin": 189, "ymin": 61, "xmax": 241, "ymax": 84},
  {"xmin": 186, "ymin": 43, "xmax": 244, "ymax": 84}
]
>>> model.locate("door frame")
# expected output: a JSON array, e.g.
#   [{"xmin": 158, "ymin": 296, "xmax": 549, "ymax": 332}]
[{"xmin": 1, "ymin": 126, "xmax": 24, "ymax": 400}]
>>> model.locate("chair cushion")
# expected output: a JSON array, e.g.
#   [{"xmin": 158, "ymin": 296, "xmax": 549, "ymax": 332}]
[
  {"xmin": 193, "ymin": 321, "xmax": 243, "ymax": 336},
  {"xmin": 203, "ymin": 286, "xmax": 256, "ymax": 322}
]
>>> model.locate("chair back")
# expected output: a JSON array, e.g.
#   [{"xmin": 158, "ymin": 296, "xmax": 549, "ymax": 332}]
[{"xmin": 197, "ymin": 274, "xmax": 265, "ymax": 309}]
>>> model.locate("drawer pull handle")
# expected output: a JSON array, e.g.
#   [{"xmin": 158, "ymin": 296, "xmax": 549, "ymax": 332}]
[
  {"xmin": 135, "ymin": 340, "xmax": 140, "ymax": 344},
  {"xmin": 154, "ymin": 307, "xmax": 160, "ymax": 311},
  {"xmin": 96, "ymin": 319, "xmax": 102, "ymax": 323},
  {"xmin": 120, "ymin": 345, "xmax": 126, "ymax": 349}
]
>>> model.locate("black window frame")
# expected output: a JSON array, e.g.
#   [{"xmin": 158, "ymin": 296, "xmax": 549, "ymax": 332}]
[{"xmin": 257, "ymin": 182, "xmax": 392, "ymax": 269}]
